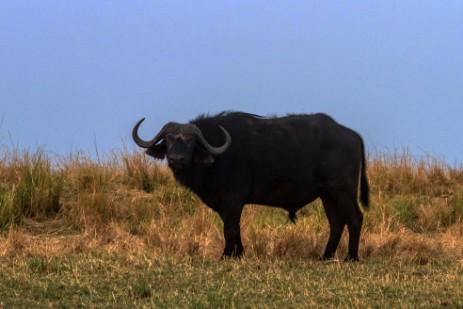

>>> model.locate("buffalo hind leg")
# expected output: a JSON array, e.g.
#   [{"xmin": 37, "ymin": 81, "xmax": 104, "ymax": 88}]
[
  {"xmin": 219, "ymin": 205, "xmax": 244, "ymax": 259},
  {"xmin": 345, "ymin": 201, "xmax": 363, "ymax": 262},
  {"xmin": 320, "ymin": 195, "xmax": 346, "ymax": 261}
]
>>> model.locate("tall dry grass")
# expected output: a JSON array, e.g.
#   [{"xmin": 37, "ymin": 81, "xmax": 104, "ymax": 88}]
[{"xmin": 1, "ymin": 146, "xmax": 463, "ymax": 261}]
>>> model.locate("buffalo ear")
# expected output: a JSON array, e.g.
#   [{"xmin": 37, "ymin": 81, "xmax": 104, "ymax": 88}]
[
  {"xmin": 145, "ymin": 143, "xmax": 166, "ymax": 160},
  {"xmin": 194, "ymin": 147, "xmax": 216, "ymax": 165}
]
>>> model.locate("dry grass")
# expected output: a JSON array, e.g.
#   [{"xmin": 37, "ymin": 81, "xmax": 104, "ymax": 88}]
[{"xmin": 1, "ymin": 146, "xmax": 463, "ymax": 261}]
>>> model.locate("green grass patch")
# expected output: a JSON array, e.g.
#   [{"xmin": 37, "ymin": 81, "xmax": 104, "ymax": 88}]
[{"xmin": 1, "ymin": 253, "xmax": 462, "ymax": 308}]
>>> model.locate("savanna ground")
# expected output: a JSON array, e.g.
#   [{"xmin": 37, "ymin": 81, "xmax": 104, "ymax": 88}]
[{"xmin": 1, "ymin": 146, "xmax": 463, "ymax": 308}]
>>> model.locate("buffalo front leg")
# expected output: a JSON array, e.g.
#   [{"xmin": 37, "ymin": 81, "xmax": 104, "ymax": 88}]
[{"xmin": 219, "ymin": 205, "xmax": 244, "ymax": 259}]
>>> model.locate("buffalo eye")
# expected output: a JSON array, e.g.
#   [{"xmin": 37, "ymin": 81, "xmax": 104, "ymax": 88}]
[
  {"xmin": 165, "ymin": 134, "xmax": 175, "ymax": 143},
  {"xmin": 183, "ymin": 136, "xmax": 195, "ymax": 147}
]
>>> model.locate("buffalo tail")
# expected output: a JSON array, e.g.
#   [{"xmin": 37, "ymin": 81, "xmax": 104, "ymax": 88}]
[{"xmin": 360, "ymin": 138, "xmax": 370, "ymax": 209}]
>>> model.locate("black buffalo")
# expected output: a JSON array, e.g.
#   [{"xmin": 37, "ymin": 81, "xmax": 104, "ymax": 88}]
[{"xmin": 132, "ymin": 112, "xmax": 369, "ymax": 261}]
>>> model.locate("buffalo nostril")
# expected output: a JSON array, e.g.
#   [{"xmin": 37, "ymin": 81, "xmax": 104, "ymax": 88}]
[{"xmin": 169, "ymin": 155, "xmax": 185, "ymax": 164}]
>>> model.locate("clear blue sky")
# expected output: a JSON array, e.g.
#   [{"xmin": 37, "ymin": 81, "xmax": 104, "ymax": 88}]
[{"xmin": 1, "ymin": 1, "xmax": 462, "ymax": 163}]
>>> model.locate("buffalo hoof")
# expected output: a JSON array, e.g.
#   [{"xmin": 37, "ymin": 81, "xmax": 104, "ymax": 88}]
[
  {"xmin": 220, "ymin": 253, "xmax": 243, "ymax": 260},
  {"xmin": 317, "ymin": 256, "xmax": 338, "ymax": 262},
  {"xmin": 344, "ymin": 256, "xmax": 360, "ymax": 263}
]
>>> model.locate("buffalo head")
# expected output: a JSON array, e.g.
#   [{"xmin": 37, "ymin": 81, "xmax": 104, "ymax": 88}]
[{"xmin": 132, "ymin": 118, "xmax": 232, "ymax": 170}]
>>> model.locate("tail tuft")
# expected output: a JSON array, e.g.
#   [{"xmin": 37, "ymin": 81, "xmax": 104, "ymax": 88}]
[
  {"xmin": 288, "ymin": 211, "xmax": 297, "ymax": 224},
  {"xmin": 360, "ymin": 177, "xmax": 370, "ymax": 209}
]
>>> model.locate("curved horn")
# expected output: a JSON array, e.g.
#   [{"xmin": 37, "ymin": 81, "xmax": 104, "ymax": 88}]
[
  {"xmin": 191, "ymin": 125, "xmax": 232, "ymax": 155},
  {"xmin": 132, "ymin": 118, "xmax": 166, "ymax": 148}
]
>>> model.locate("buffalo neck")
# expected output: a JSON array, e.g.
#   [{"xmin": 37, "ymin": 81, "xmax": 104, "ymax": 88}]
[{"xmin": 171, "ymin": 164, "xmax": 206, "ymax": 196}]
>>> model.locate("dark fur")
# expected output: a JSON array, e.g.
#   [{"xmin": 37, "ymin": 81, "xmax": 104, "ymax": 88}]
[{"xmin": 142, "ymin": 112, "xmax": 369, "ymax": 261}]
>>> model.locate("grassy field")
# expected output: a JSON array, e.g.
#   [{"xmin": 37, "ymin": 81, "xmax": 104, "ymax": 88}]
[{"xmin": 1, "ymin": 146, "xmax": 463, "ymax": 308}]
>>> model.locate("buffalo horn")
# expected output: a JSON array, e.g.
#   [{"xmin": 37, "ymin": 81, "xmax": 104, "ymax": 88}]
[
  {"xmin": 132, "ymin": 118, "xmax": 167, "ymax": 148},
  {"xmin": 191, "ymin": 125, "xmax": 232, "ymax": 155}
]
